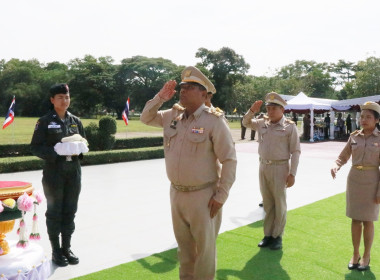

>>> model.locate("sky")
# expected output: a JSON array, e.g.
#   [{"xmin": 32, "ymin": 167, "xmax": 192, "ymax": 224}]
[{"xmin": 1, "ymin": 0, "xmax": 380, "ymax": 76}]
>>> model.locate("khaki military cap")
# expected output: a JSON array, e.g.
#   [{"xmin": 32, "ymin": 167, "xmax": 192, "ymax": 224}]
[
  {"xmin": 180, "ymin": 66, "xmax": 216, "ymax": 94},
  {"xmin": 360, "ymin": 101, "xmax": 380, "ymax": 115},
  {"xmin": 265, "ymin": 92, "xmax": 287, "ymax": 107}
]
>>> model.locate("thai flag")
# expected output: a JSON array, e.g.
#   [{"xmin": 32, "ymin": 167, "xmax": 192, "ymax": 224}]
[
  {"xmin": 2, "ymin": 96, "xmax": 15, "ymax": 129},
  {"xmin": 122, "ymin": 97, "xmax": 130, "ymax": 125}
]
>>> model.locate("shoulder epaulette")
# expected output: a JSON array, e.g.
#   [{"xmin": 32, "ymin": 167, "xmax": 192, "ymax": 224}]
[
  {"xmin": 351, "ymin": 130, "xmax": 360, "ymax": 136},
  {"xmin": 285, "ymin": 118, "xmax": 295, "ymax": 124},
  {"xmin": 215, "ymin": 107, "xmax": 223, "ymax": 113},
  {"xmin": 172, "ymin": 103, "xmax": 185, "ymax": 111},
  {"xmin": 206, "ymin": 106, "xmax": 223, "ymax": 117}
]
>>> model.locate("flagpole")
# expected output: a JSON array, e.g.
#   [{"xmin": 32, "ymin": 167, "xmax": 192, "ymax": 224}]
[
  {"xmin": 12, "ymin": 95, "xmax": 15, "ymax": 144},
  {"xmin": 12, "ymin": 119, "xmax": 15, "ymax": 144}
]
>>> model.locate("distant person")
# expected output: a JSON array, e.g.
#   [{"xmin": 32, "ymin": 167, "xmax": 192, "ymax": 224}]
[
  {"xmin": 243, "ymin": 92, "xmax": 301, "ymax": 250},
  {"xmin": 346, "ymin": 114, "xmax": 352, "ymax": 135},
  {"xmin": 331, "ymin": 101, "xmax": 380, "ymax": 271},
  {"xmin": 292, "ymin": 112, "xmax": 298, "ymax": 125},
  {"xmin": 240, "ymin": 116, "xmax": 247, "ymax": 139},
  {"xmin": 337, "ymin": 113, "xmax": 345, "ymax": 139},
  {"xmin": 205, "ymin": 92, "xmax": 224, "ymax": 115},
  {"xmin": 324, "ymin": 113, "xmax": 331, "ymax": 139},
  {"xmin": 250, "ymin": 129, "xmax": 256, "ymax": 140}
]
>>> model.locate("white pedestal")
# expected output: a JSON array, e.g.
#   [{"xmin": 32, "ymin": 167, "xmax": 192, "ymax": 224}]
[{"xmin": 0, "ymin": 240, "xmax": 51, "ymax": 280}]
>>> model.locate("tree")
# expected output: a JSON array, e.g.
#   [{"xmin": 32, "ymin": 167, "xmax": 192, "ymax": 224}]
[
  {"xmin": 115, "ymin": 56, "xmax": 179, "ymax": 115},
  {"xmin": 195, "ymin": 47, "xmax": 250, "ymax": 111},
  {"xmin": 0, "ymin": 59, "xmax": 45, "ymax": 116},
  {"xmin": 349, "ymin": 56, "xmax": 380, "ymax": 98},
  {"xmin": 68, "ymin": 55, "xmax": 116, "ymax": 117},
  {"xmin": 275, "ymin": 60, "xmax": 334, "ymax": 98},
  {"xmin": 330, "ymin": 59, "xmax": 356, "ymax": 88}
]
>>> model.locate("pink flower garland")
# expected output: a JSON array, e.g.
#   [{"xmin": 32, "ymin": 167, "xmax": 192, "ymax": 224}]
[{"xmin": 17, "ymin": 193, "xmax": 34, "ymax": 212}]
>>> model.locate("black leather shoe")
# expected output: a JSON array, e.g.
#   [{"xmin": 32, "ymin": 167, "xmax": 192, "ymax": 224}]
[
  {"xmin": 52, "ymin": 249, "xmax": 69, "ymax": 267},
  {"xmin": 348, "ymin": 256, "xmax": 360, "ymax": 270},
  {"xmin": 258, "ymin": 236, "xmax": 273, "ymax": 247},
  {"xmin": 357, "ymin": 258, "xmax": 370, "ymax": 271},
  {"xmin": 270, "ymin": 237, "xmax": 282, "ymax": 250},
  {"xmin": 62, "ymin": 248, "xmax": 80, "ymax": 265},
  {"xmin": 259, "ymin": 201, "xmax": 263, "ymax": 207}
]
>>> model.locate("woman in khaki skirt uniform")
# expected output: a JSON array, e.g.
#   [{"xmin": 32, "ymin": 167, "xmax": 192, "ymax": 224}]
[{"xmin": 331, "ymin": 101, "xmax": 380, "ymax": 271}]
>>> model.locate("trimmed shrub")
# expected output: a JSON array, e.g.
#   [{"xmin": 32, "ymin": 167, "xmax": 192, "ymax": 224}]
[
  {"xmin": 81, "ymin": 147, "xmax": 164, "ymax": 165},
  {"xmin": 0, "ymin": 144, "xmax": 32, "ymax": 157},
  {"xmin": 85, "ymin": 116, "xmax": 117, "ymax": 151},
  {"xmin": 0, "ymin": 156, "xmax": 44, "ymax": 173},
  {"xmin": 84, "ymin": 122, "xmax": 100, "ymax": 151},
  {"xmin": 99, "ymin": 116, "xmax": 117, "ymax": 135}
]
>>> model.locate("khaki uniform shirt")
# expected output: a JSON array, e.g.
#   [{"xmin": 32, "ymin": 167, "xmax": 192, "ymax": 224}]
[
  {"xmin": 335, "ymin": 129, "xmax": 380, "ymax": 195},
  {"xmin": 243, "ymin": 110, "xmax": 301, "ymax": 176},
  {"xmin": 141, "ymin": 94, "xmax": 237, "ymax": 204}
]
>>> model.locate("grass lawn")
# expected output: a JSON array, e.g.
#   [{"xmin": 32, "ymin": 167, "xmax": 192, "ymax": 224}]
[
  {"xmin": 74, "ymin": 193, "xmax": 379, "ymax": 280},
  {"xmin": 0, "ymin": 117, "xmax": 162, "ymax": 145},
  {"xmin": 0, "ymin": 117, "xmax": 241, "ymax": 145}
]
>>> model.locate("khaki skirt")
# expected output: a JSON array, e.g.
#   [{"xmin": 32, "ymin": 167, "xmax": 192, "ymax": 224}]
[{"xmin": 346, "ymin": 167, "xmax": 380, "ymax": 221}]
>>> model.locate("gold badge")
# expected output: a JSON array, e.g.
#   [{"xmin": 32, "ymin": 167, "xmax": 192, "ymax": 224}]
[
  {"xmin": 270, "ymin": 95, "xmax": 275, "ymax": 100},
  {"xmin": 184, "ymin": 70, "xmax": 192, "ymax": 77}
]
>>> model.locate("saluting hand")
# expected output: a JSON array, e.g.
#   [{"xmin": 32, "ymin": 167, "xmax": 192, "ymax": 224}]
[
  {"xmin": 158, "ymin": 80, "xmax": 177, "ymax": 101},
  {"xmin": 208, "ymin": 197, "xmax": 223, "ymax": 218},
  {"xmin": 250, "ymin": 100, "xmax": 263, "ymax": 114}
]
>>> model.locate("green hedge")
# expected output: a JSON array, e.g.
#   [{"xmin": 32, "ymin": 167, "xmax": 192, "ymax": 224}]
[
  {"xmin": 113, "ymin": 137, "xmax": 163, "ymax": 149},
  {"xmin": 0, "ymin": 137, "xmax": 163, "ymax": 158},
  {"xmin": 0, "ymin": 147, "xmax": 164, "ymax": 173},
  {"xmin": 0, "ymin": 144, "xmax": 32, "ymax": 157}
]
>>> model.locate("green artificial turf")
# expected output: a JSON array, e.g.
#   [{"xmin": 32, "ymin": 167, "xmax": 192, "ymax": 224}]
[{"xmin": 74, "ymin": 193, "xmax": 379, "ymax": 280}]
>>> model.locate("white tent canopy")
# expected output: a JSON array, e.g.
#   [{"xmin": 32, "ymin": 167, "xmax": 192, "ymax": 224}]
[
  {"xmin": 284, "ymin": 92, "xmax": 331, "ymax": 111},
  {"xmin": 331, "ymin": 95, "xmax": 380, "ymax": 110},
  {"xmin": 275, "ymin": 92, "xmax": 380, "ymax": 142}
]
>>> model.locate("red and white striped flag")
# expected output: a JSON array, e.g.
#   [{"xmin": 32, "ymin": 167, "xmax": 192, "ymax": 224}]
[
  {"xmin": 122, "ymin": 97, "xmax": 130, "ymax": 126},
  {"xmin": 3, "ymin": 96, "xmax": 15, "ymax": 129}
]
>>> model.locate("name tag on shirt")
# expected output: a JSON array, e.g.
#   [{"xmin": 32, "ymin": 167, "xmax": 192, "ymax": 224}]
[{"xmin": 48, "ymin": 124, "xmax": 61, "ymax": 129}]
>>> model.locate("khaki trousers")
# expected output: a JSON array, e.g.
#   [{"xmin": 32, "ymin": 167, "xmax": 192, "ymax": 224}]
[
  {"xmin": 170, "ymin": 186, "xmax": 222, "ymax": 280},
  {"xmin": 259, "ymin": 162, "xmax": 289, "ymax": 238}
]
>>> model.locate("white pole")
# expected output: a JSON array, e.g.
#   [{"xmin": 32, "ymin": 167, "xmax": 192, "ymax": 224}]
[
  {"xmin": 329, "ymin": 111, "xmax": 335, "ymax": 140},
  {"xmin": 310, "ymin": 109, "xmax": 314, "ymax": 142},
  {"xmin": 356, "ymin": 111, "xmax": 361, "ymax": 130}
]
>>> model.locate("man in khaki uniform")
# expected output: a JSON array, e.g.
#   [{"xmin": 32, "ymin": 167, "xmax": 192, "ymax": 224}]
[
  {"xmin": 141, "ymin": 66, "xmax": 237, "ymax": 280},
  {"xmin": 243, "ymin": 93, "xmax": 300, "ymax": 250}
]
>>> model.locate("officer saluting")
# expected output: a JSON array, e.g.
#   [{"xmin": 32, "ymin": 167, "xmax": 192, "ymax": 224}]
[
  {"xmin": 243, "ymin": 92, "xmax": 301, "ymax": 250},
  {"xmin": 141, "ymin": 66, "xmax": 237, "ymax": 280},
  {"xmin": 31, "ymin": 83, "xmax": 86, "ymax": 266}
]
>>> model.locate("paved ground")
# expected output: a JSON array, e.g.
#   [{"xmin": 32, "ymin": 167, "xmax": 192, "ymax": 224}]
[{"xmin": 1, "ymin": 135, "xmax": 350, "ymax": 280}]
